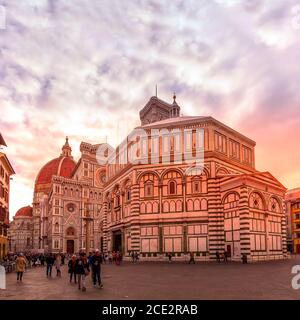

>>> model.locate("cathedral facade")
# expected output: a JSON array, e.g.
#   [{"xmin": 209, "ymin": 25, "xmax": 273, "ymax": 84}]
[{"xmin": 10, "ymin": 96, "xmax": 287, "ymax": 261}]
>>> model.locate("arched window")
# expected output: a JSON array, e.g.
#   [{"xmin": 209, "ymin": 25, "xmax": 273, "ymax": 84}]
[
  {"xmin": 126, "ymin": 189, "xmax": 131, "ymax": 202},
  {"xmin": 66, "ymin": 227, "xmax": 75, "ymax": 236},
  {"xmin": 145, "ymin": 181, "xmax": 154, "ymax": 197},
  {"xmin": 169, "ymin": 181, "xmax": 176, "ymax": 195},
  {"xmin": 249, "ymin": 192, "xmax": 265, "ymax": 211},
  {"xmin": 192, "ymin": 178, "xmax": 201, "ymax": 194}
]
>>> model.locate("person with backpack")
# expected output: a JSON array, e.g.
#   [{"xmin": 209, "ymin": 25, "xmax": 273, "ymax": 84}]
[{"xmin": 90, "ymin": 249, "xmax": 103, "ymax": 289}]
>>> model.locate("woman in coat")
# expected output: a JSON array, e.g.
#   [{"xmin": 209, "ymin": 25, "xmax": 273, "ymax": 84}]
[
  {"xmin": 16, "ymin": 253, "xmax": 27, "ymax": 282},
  {"xmin": 54, "ymin": 254, "xmax": 62, "ymax": 277}
]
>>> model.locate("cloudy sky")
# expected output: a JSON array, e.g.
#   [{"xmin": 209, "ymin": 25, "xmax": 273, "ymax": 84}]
[{"xmin": 0, "ymin": 0, "xmax": 300, "ymax": 218}]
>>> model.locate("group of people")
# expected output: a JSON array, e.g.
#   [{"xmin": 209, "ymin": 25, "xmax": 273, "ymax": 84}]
[
  {"xmin": 167, "ymin": 252, "xmax": 196, "ymax": 264},
  {"xmin": 43, "ymin": 250, "xmax": 105, "ymax": 292},
  {"xmin": 216, "ymin": 250, "xmax": 229, "ymax": 263},
  {"xmin": 45, "ymin": 253, "xmax": 63, "ymax": 277},
  {"xmin": 12, "ymin": 249, "xmax": 248, "ymax": 286},
  {"xmin": 67, "ymin": 250, "xmax": 103, "ymax": 291},
  {"xmin": 107, "ymin": 251, "xmax": 123, "ymax": 265},
  {"xmin": 130, "ymin": 251, "xmax": 139, "ymax": 263}
]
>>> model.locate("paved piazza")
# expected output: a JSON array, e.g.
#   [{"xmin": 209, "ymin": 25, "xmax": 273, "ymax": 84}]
[{"xmin": 1, "ymin": 257, "xmax": 300, "ymax": 300}]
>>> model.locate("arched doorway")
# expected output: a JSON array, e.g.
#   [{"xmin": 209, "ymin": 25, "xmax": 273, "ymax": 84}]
[
  {"xmin": 223, "ymin": 192, "xmax": 240, "ymax": 259},
  {"xmin": 113, "ymin": 230, "xmax": 122, "ymax": 252},
  {"xmin": 66, "ymin": 227, "xmax": 75, "ymax": 254},
  {"xmin": 67, "ymin": 240, "xmax": 74, "ymax": 254}
]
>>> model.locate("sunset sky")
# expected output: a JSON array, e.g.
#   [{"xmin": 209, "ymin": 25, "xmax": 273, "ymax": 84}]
[{"xmin": 1, "ymin": 0, "xmax": 300, "ymax": 219}]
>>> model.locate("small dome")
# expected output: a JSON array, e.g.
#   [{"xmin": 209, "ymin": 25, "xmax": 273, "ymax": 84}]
[{"xmin": 15, "ymin": 206, "xmax": 33, "ymax": 218}]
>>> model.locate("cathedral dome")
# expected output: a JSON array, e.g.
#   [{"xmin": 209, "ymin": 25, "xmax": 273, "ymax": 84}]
[
  {"xmin": 15, "ymin": 206, "xmax": 33, "ymax": 218},
  {"xmin": 34, "ymin": 137, "xmax": 76, "ymax": 193},
  {"xmin": 35, "ymin": 156, "xmax": 76, "ymax": 185}
]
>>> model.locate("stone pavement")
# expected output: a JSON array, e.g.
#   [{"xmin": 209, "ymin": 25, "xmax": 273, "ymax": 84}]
[{"xmin": 1, "ymin": 256, "xmax": 300, "ymax": 300}]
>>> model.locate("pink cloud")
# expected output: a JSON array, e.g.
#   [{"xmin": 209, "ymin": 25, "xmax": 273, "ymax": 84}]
[{"xmin": 0, "ymin": 0, "xmax": 299, "ymax": 217}]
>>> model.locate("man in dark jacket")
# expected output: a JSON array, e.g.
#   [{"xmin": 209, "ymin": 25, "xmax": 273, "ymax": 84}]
[
  {"xmin": 46, "ymin": 253, "xmax": 55, "ymax": 277},
  {"xmin": 91, "ymin": 249, "xmax": 103, "ymax": 288},
  {"xmin": 75, "ymin": 252, "xmax": 90, "ymax": 292}
]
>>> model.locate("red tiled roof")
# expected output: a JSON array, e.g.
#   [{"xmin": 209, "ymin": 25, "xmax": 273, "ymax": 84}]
[
  {"xmin": 15, "ymin": 205, "xmax": 33, "ymax": 218},
  {"xmin": 35, "ymin": 156, "xmax": 76, "ymax": 185}
]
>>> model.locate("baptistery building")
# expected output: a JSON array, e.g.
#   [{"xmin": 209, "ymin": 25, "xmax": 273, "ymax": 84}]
[{"xmin": 11, "ymin": 96, "xmax": 287, "ymax": 261}]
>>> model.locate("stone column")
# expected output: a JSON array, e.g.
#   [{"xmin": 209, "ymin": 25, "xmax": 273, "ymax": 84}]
[
  {"xmin": 183, "ymin": 224, "xmax": 187, "ymax": 254},
  {"xmin": 239, "ymin": 186, "xmax": 251, "ymax": 259},
  {"xmin": 102, "ymin": 200, "xmax": 108, "ymax": 253},
  {"xmin": 129, "ymin": 171, "xmax": 140, "ymax": 252},
  {"xmin": 207, "ymin": 176, "xmax": 224, "ymax": 260},
  {"xmin": 159, "ymin": 226, "xmax": 163, "ymax": 254},
  {"xmin": 281, "ymin": 200, "xmax": 288, "ymax": 256},
  {"xmin": 121, "ymin": 227, "xmax": 125, "ymax": 255}
]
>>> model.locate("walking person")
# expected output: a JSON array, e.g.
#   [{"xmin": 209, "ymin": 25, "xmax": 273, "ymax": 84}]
[
  {"xmin": 46, "ymin": 253, "xmax": 55, "ymax": 278},
  {"xmin": 16, "ymin": 253, "xmax": 26, "ymax": 282},
  {"xmin": 101, "ymin": 252, "xmax": 106, "ymax": 264},
  {"xmin": 68, "ymin": 254, "xmax": 77, "ymax": 283},
  {"xmin": 188, "ymin": 252, "xmax": 195, "ymax": 264},
  {"xmin": 61, "ymin": 254, "xmax": 65, "ymax": 265},
  {"xmin": 108, "ymin": 252, "xmax": 112, "ymax": 264},
  {"xmin": 223, "ymin": 250, "xmax": 228, "ymax": 263},
  {"xmin": 75, "ymin": 252, "xmax": 90, "ymax": 292},
  {"xmin": 55, "ymin": 254, "xmax": 62, "ymax": 277},
  {"xmin": 91, "ymin": 249, "xmax": 103, "ymax": 289},
  {"xmin": 131, "ymin": 251, "xmax": 135, "ymax": 263},
  {"xmin": 216, "ymin": 251, "xmax": 220, "ymax": 263},
  {"xmin": 40, "ymin": 254, "xmax": 45, "ymax": 267},
  {"xmin": 168, "ymin": 253, "xmax": 172, "ymax": 263},
  {"xmin": 116, "ymin": 251, "xmax": 121, "ymax": 266},
  {"xmin": 134, "ymin": 251, "xmax": 139, "ymax": 263}
]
